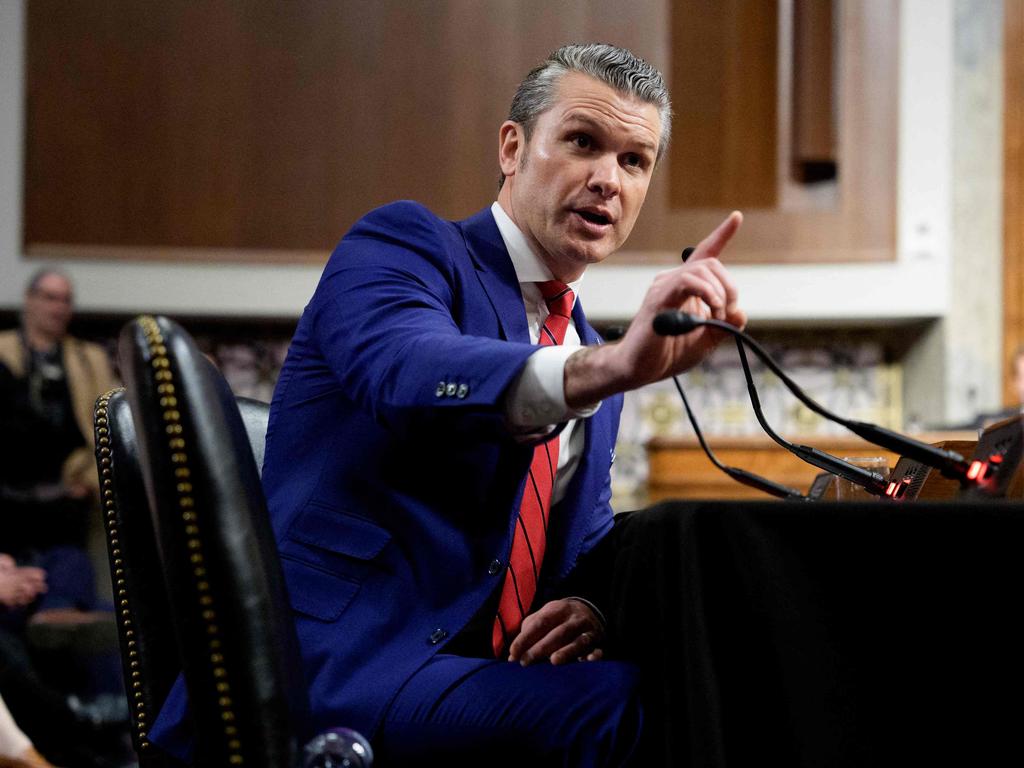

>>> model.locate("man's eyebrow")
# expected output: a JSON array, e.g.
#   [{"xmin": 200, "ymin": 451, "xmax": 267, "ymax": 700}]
[{"xmin": 562, "ymin": 113, "xmax": 657, "ymax": 154}]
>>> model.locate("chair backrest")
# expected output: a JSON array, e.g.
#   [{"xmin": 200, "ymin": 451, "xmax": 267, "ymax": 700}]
[
  {"xmin": 95, "ymin": 388, "xmax": 274, "ymax": 766},
  {"xmin": 116, "ymin": 315, "xmax": 309, "ymax": 767},
  {"xmin": 94, "ymin": 387, "xmax": 185, "ymax": 768}
]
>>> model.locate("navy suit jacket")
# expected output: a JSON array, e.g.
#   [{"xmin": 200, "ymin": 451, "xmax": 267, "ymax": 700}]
[{"xmin": 152, "ymin": 201, "xmax": 623, "ymax": 751}]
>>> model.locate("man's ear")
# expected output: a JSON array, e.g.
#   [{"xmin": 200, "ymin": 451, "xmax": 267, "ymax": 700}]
[{"xmin": 498, "ymin": 121, "xmax": 524, "ymax": 178}]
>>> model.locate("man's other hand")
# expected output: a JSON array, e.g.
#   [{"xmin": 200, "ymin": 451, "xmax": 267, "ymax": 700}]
[{"xmin": 507, "ymin": 598, "xmax": 605, "ymax": 666}]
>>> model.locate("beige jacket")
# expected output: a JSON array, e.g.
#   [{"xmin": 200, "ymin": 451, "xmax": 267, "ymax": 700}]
[{"xmin": 0, "ymin": 329, "xmax": 117, "ymax": 492}]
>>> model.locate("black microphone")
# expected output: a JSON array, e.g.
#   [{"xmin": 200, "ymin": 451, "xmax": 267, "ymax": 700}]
[
  {"xmin": 654, "ymin": 312, "xmax": 971, "ymax": 482},
  {"xmin": 671, "ymin": 374, "xmax": 809, "ymax": 500},
  {"xmin": 653, "ymin": 312, "xmax": 700, "ymax": 336}
]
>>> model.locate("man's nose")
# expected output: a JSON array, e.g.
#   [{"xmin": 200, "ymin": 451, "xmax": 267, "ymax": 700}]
[{"xmin": 587, "ymin": 156, "xmax": 621, "ymax": 198}]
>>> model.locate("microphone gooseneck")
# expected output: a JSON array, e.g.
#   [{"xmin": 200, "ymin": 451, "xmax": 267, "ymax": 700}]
[
  {"xmin": 733, "ymin": 338, "xmax": 888, "ymax": 496},
  {"xmin": 671, "ymin": 375, "xmax": 809, "ymax": 501},
  {"xmin": 667, "ymin": 243, "xmax": 876, "ymax": 499},
  {"xmin": 653, "ymin": 311, "xmax": 971, "ymax": 482}
]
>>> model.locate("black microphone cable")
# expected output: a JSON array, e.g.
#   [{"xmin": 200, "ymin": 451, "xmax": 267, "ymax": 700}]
[
  {"xmin": 670, "ymin": 245, "xmax": 809, "ymax": 499},
  {"xmin": 599, "ymin": 276, "xmax": 805, "ymax": 500},
  {"xmin": 732, "ymin": 337, "xmax": 888, "ymax": 496},
  {"xmin": 653, "ymin": 311, "xmax": 971, "ymax": 483},
  {"xmin": 672, "ymin": 245, "xmax": 863, "ymax": 496},
  {"xmin": 671, "ymin": 373, "xmax": 809, "ymax": 500}
]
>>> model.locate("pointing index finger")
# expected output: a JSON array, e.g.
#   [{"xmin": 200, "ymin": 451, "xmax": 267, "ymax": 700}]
[{"xmin": 689, "ymin": 211, "xmax": 743, "ymax": 262}]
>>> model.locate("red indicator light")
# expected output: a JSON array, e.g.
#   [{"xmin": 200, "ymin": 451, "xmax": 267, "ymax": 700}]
[
  {"xmin": 886, "ymin": 482, "xmax": 897, "ymax": 496},
  {"xmin": 902, "ymin": 476, "xmax": 912, "ymax": 484},
  {"xmin": 990, "ymin": 453, "xmax": 1004, "ymax": 464},
  {"xmin": 967, "ymin": 461, "xmax": 984, "ymax": 481}
]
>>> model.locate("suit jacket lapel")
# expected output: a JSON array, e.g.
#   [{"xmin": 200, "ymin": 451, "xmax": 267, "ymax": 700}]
[
  {"xmin": 459, "ymin": 213, "xmax": 617, "ymax": 582},
  {"xmin": 549, "ymin": 296, "xmax": 616, "ymax": 579},
  {"xmin": 572, "ymin": 299, "xmax": 602, "ymax": 346},
  {"xmin": 459, "ymin": 207, "xmax": 530, "ymax": 343}
]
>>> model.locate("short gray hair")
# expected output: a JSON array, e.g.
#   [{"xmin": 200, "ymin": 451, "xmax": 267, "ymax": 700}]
[{"xmin": 499, "ymin": 43, "xmax": 672, "ymax": 188}]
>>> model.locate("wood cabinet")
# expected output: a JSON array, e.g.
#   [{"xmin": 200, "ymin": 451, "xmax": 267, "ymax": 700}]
[{"xmin": 646, "ymin": 433, "xmax": 975, "ymax": 501}]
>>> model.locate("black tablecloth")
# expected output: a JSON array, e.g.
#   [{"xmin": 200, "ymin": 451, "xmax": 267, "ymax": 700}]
[{"xmin": 603, "ymin": 500, "xmax": 1024, "ymax": 767}]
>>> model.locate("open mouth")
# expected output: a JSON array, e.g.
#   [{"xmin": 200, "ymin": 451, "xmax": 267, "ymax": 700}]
[{"xmin": 575, "ymin": 209, "xmax": 611, "ymax": 226}]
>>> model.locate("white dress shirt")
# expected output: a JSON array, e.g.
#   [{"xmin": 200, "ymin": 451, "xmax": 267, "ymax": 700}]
[{"xmin": 491, "ymin": 202, "xmax": 601, "ymax": 505}]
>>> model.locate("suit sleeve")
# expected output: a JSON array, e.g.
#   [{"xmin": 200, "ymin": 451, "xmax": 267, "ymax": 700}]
[{"xmin": 309, "ymin": 202, "xmax": 540, "ymax": 436}]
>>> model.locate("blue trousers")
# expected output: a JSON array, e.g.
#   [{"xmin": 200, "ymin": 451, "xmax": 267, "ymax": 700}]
[{"xmin": 374, "ymin": 654, "xmax": 643, "ymax": 767}]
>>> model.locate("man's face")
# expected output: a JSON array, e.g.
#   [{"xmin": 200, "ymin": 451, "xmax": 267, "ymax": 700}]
[
  {"xmin": 497, "ymin": 72, "xmax": 662, "ymax": 281},
  {"xmin": 24, "ymin": 273, "xmax": 74, "ymax": 340}
]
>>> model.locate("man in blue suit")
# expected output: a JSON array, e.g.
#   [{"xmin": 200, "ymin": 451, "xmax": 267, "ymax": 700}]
[{"xmin": 155, "ymin": 43, "xmax": 746, "ymax": 766}]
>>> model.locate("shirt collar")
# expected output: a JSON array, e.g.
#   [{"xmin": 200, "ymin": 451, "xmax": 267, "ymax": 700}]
[{"xmin": 490, "ymin": 202, "xmax": 584, "ymax": 297}]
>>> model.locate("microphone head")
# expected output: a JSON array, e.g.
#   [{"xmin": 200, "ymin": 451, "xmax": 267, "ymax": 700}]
[
  {"xmin": 653, "ymin": 311, "xmax": 701, "ymax": 336},
  {"xmin": 602, "ymin": 324, "xmax": 626, "ymax": 342}
]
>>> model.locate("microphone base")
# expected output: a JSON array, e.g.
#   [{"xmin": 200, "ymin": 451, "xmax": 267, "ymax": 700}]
[{"xmin": 886, "ymin": 439, "xmax": 976, "ymax": 501}]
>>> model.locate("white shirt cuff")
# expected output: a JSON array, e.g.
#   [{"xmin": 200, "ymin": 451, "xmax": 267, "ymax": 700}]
[{"xmin": 504, "ymin": 346, "xmax": 600, "ymax": 430}]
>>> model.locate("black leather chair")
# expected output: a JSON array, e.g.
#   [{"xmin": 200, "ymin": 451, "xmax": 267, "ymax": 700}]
[
  {"xmin": 93, "ymin": 386, "xmax": 184, "ymax": 768},
  {"xmin": 94, "ymin": 315, "xmax": 371, "ymax": 768}
]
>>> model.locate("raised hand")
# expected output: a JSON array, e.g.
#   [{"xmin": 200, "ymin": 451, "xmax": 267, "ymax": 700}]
[{"xmin": 565, "ymin": 211, "xmax": 745, "ymax": 408}]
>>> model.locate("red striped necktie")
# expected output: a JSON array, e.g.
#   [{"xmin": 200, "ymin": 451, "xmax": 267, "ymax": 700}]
[{"xmin": 492, "ymin": 280, "xmax": 576, "ymax": 657}]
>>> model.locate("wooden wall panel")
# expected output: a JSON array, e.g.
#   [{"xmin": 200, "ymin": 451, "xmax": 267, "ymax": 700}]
[
  {"xmin": 1005, "ymin": 0, "xmax": 1024, "ymax": 405},
  {"xmin": 26, "ymin": 1, "xmax": 485, "ymax": 251},
  {"xmin": 791, "ymin": 0, "xmax": 836, "ymax": 180},
  {"xmin": 25, "ymin": 0, "xmax": 667, "ymax": 257},
  {"xmin": 669, "ymin": 0, "xmax": 778, "ymax": 208},
  {"xmin": 24, "ymin": 0, "xmax": 896, "ymax": 265},
  {"xmin": 640, "ymin": 0, "xmax": 898, "ymax": 264}
]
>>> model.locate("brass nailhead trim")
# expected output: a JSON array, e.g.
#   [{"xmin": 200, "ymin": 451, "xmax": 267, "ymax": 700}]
[
  {"xmin": 137, "ymin": 316, "xmax": 243, "ymax": 764},
  {"xmin": 95, "ymin": 387, "xmax": 155, "ymax": 752}
]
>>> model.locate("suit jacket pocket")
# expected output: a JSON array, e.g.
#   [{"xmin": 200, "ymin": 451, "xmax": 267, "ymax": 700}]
[
  {"xmin": 285, "ymin": 501, "xmax": 392, "ymax": 560},
  {"xmin": 280, "ymin": 556, "xmax": 360, "ymax": 622}
]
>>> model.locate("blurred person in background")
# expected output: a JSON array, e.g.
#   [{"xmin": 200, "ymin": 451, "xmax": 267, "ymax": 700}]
[
  {"xmin": 1, "ymin": 554, "xmax": 123, "ymax": 768},
  {"xmin": 0, "ymin": 689, "xmax": 59, "ymax": 768},
  {"xmin": 0, "ymin": 559, "xmax": 55, "ymax": 768},
  {"xmin": 0, "ymin": 268, "xmax": 115, "ymax": 560},
  {"xmin": 0, "ymin": 271, "xmax": 127, "ymax": 768}
]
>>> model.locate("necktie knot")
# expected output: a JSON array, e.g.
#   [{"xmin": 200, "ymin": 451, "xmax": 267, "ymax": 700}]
[
  {"xmin": 537, "ymin": 280, "xmax": 574, "ymax": 320},
  {"xmin": 534, "ymin": 281, "xmax": 574, "ymax": 348}
]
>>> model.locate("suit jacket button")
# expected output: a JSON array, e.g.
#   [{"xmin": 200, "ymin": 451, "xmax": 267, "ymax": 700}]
[
  {"xmin": 429, "ymin": 628, "xmax": 448, "ymax": 645},
  {"xmin": 435, "ymin": 381, "xmax": 446, "ymax": 397},
  {"xmin": 456, "ymin": 383, "xmax": 469, "ymax": 399},
  {"xmin": 487, "ymin": 559, "xmax": 502, "ymax": 575},
  {"xmin": 445, "ymin": 383, "xmax": 457, "ymax": 396}
]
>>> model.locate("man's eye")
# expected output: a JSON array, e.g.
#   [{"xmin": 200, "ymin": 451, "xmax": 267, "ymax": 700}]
[
  {"xmin": 572, "ymin": 134, "xmax": 591, "ymax": 149},
  {"xmin": 624, "ymin": 153, "xmax": 643, "ymax": 168}
]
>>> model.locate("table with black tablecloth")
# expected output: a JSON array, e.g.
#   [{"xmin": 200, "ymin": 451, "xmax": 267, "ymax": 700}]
[{"xmin": 601, "ymin": 500, "xmax": 1024, "ymax": 767}]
